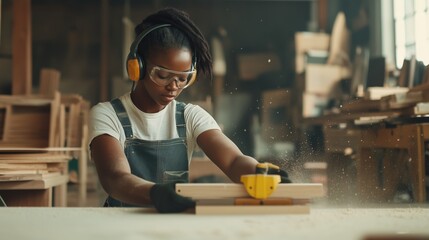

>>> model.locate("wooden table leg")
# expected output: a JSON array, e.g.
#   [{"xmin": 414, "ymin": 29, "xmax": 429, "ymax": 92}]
[
  {"xmin": 78, "ymin": 125, "xmax": 88, "ymax": 206},
  {"xmin": 54, "ymin": 183, "xmax": 67, "ymax": 206},
  {"xmin": 407, "ymin": 125, "xmax": 426, "ymax": 202}
]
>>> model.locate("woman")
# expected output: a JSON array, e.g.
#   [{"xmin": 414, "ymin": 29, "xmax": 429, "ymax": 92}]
[{"xmin": 89, "ymin": 8, "xmax": 290, "ymax": 213}]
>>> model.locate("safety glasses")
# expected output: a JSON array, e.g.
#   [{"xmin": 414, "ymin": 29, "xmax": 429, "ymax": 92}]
[{"xmin": 148, "ymin": 64, "xmax": 197, "ymax": 89}]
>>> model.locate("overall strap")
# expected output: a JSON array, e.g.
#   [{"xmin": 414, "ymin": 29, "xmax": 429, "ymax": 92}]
[
  {"xmin": 110, "ymin": 98, "xmax": 134, "ymax": 139},
  {"xmin": 175, "ymin": 101, "xmax": 187, "ymax": 139}
]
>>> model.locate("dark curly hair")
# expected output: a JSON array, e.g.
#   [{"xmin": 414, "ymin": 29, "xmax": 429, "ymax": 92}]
[{"xmin": 135, "ymin": 8, "xmax": 213, "ymax": 80}]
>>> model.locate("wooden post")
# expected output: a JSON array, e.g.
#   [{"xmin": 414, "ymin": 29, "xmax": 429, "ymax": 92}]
[
  {"xmin": 12, "ymin": 0, "xmax": 32, "ymax": 95},
  {"xmin": 39, "ymin": 68, "xmax": 61, "ymax": 98},
  {"xmin": 99, "ymin": 0, "xmax": 109, "ymax": 102},
  {"xmin": 318, "ymin": 0, "xmax": 328, "ymax": 32},
  {"xmin": 0, "ymin": 0, "xmax": 2, "ymax": 46}
]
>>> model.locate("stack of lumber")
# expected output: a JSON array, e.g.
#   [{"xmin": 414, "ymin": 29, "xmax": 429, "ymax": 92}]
[
  {"xmin": 0, "ymin": 153, "xmax": 70, "ymax": 184},
  {"xmin": 0, "ymin": 92, "xmax": 89, "ymax": 184},
  {"xmin": 176, "ymin": 183, "xmax": 324, "ymax": 215},
  {"xmin": 0, "ymin": 68, "xmax": 90, "ymax": 205}
]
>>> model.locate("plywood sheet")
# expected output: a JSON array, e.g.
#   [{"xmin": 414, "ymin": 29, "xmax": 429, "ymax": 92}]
[
  {"xmin": 195, "ymin": 204, "xmax": 310, "ymax": 215},
  {"xmin": 176, "ymin": 183, "xmax": 324, "ymax": 200}
]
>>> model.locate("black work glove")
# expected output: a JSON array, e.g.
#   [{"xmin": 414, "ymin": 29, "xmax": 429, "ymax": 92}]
[
  {"xmin": 257, "ymin": 162, "xmax": 292, "ymax": 183},
  {"xmin": 150, "ymin": 182, "xmax": 195, "ymax": 213}
]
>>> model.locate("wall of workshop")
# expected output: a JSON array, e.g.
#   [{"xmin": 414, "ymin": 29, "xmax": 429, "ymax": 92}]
[
  {"xmin": 1, "ymin": 0, "xmax": 311, "ymax": 103},
  {"xmin": 0, "ymin": 0, "xmax": 12, "ymax": 94},
  {"xmin": 0, "ymin": 0, "xmax": 312, "ymax": 155}
]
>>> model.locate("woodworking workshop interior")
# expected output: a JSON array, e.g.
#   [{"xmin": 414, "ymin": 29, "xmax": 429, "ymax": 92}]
[{"xmin": 0, "ymin": 0, "xmax": 429, "ymax": 239}]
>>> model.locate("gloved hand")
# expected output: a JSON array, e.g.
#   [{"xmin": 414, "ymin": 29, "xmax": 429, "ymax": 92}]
[
  {"xmin": 150, "ymin": 181, "xmax": 195, "ymax": 213},
  {"xmin": 256, "ymin": 162, "xmax": 292, "ymax": 183}
]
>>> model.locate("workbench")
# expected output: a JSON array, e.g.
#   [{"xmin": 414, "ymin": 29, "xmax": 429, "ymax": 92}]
[
  {"xmin": 0, "ymin": 207, "xmax": 428, "ymax": 240},
  {"xmin": 0, "ymin": 174, "xmax": 68, "ymax": 206},
  {"xmin": 301, "ymin": 111, "xmax": 429, "ymax": 204},
  {"xmin": 358, "ymin": 123, "xmax": 429, "ymax": 203}
]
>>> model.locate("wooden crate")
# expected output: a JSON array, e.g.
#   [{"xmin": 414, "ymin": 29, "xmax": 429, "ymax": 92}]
[{"xmin": 0, "ymin": 94, "xmax": 60, "ymax": 149}]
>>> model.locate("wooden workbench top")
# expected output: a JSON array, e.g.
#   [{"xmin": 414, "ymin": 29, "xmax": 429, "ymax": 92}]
[{"xmin": 1, "ymin": 207, "xmax": 428, "ymax": 239}]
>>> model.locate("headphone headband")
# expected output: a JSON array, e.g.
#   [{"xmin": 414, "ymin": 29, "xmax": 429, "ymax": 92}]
[{"xmin": 129, "ymin": 23, "xmax": 172, "ymax": 56}]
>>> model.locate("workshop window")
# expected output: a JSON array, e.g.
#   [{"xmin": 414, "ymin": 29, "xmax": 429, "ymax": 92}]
[{"xmin": 393, "ymin": 0, "xmax": 429, "ymax": 67}]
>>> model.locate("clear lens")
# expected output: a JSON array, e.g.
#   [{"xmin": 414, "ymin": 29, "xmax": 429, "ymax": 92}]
[{"xmin": 149, "ymin": 66, "xmax": 196, "ymax": 89}]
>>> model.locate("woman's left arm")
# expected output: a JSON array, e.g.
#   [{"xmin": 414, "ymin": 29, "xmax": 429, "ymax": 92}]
[{"xmin": 196, "ymin": 129, "xmax": 258, "ymax": 183}]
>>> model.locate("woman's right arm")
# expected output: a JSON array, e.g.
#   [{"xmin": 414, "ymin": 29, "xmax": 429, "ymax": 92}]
[{"xmin": 90, "ymin": 134, "xmax": 154, "ymax": 206}]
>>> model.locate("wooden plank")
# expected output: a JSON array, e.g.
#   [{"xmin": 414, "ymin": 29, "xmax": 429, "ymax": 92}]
[
  {"xmin": 0, "ymin": 172, "xmax": 61, "ymax": 182},
  {"xmin": 318, "ymin": 0, "xmax": 328, "ymax": 31},
  {"xmin": 61, "ymin": 94, "xmax": 83, "ymax": 105},
  {"xmin": 195, "ymin": 204, "xmax": 310, "ymax": 215},
  {"xmin": 407, "ymin": 125, "xmax": 426, "ymax": 202},
  {"xmin": 0, "ymin": 95, "xmax": 53, "ymax": 105},
  {"xmin": 234, "ymin": 197, "xmax": 310, "ymax": 206},
  {"xmin": 0, "ymin": 147, "xmax": 81, "ymax": 153},
  {"xmin": 176, "ymin": 183, "xmax": 325, "ymax": 200},
  {"xmin": 2, "ymin": 105, "xmax": 11, "ymax": 141},
  {"xmin": 66, "ymin": 103, "xmax": 81, "ymax": 147},
  {"xmin": 54, "ymin": 182, "xmax": 67, "ymax": 207},
  {"xmin": 78, "ymin": 121, "xmax": 89, "ymax": 206},
  {"xmin": 39, "ymin": 68, "xmax": 60, "ymax": 98},
  {"xmin": 0, "ymin": 174, "xmax": 68, "ymax": 190},
  {"xmin": 0, "ymin": 153, "xmax": 70, "ymax": 161},
  {"xmin": 58, "ymin": 104, "xmax": 66, "ymax": 148},
  {"xmin": 48, "ymin": 92, "xmax": 60, "ymax": 148},
  {"xmin": 0, "ymin": 163, "xmax": 48, "ymax": 170},
  {"xmin": 0, "ymin": 106, "xmax": 5, "ymax": 140},
  {"xmin": 99, "ymin": 0, "xmax": 109, "ymax": 101},
  {"xmin": 12, "ymin": 0, "xmax": 32, "ymax": 95},
  {"xmin": 0, "ymin": 169, "xmax": 49, "ymax": 175},
  {"xmin": 423, "ymin": 124, "xmax": 429, "ymax": 138}
]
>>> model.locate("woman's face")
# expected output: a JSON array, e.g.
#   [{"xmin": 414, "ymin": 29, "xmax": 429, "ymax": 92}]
[{"xmin": 135, "ymin": 47, "xmax": 194, "ymax": 112}]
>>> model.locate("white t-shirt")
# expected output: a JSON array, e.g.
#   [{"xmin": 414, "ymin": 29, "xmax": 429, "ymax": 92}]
[{"xmin": 89, "ymin": 93, "xmax": 221, "ymax": 162}]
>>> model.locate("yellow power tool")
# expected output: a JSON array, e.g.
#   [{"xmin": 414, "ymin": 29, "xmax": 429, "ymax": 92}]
[{"xmin": 240, "ymin": 162, "xmax": 281, "ymax": 199}]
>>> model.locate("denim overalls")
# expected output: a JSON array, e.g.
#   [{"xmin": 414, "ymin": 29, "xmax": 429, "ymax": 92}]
[{"xmin": 104, "ymin": 99, "xmax": 189, "ymax": 207}]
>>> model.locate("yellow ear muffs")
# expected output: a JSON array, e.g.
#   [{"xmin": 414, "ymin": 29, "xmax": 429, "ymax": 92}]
[
  {"xmin": 127, "ymin": 58, "xmax": 142, "ymax": 81},
  {"xmin": 126, "ymin": 23, "xmax": 198, "ymax": 83},
  {"xmin": 126, "ymin": 24, "xmax": 171, "ymax": 81}
]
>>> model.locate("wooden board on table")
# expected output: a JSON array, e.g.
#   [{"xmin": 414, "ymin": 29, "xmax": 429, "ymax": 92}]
[
  {"xmin": 0, "ymin": 153, "xmax": 71, "ymax": 162},
  {"xmin": 176, "ymin": 183, "xmax": 325, "ymax": 200},
  {"xmin": 195, "ymin": 204, "xmax": 310, "ymax": 215},
  {"xmin": 0, "ymin": 174, "xmax": 68, "ymax": 190},
  {"xmin": 0, "ymin": 172, "xmax": 61, "ymax": 182},
  {"xmin": 0, "ymin": 147, "xmax": 81, "ymax": 153},
  {"xmin": 0, "ymin": 162, "xmax": 49, "ymax": 170},
  {"xmin": 0, "ymin": 169, "xmax": 49, "ymax": 175},
  {"xmin": 0, "ymin": 162, "xmax": 63, "ymax": 171},
  {"xmin": 234, "ymin": 197, "xmax": 310, "ymax": 205}
]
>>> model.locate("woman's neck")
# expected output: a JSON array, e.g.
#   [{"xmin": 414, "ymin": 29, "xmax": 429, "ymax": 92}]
[{"xmin": 130, "ymin": 87, "xmax": 165, "ymax": 113}]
